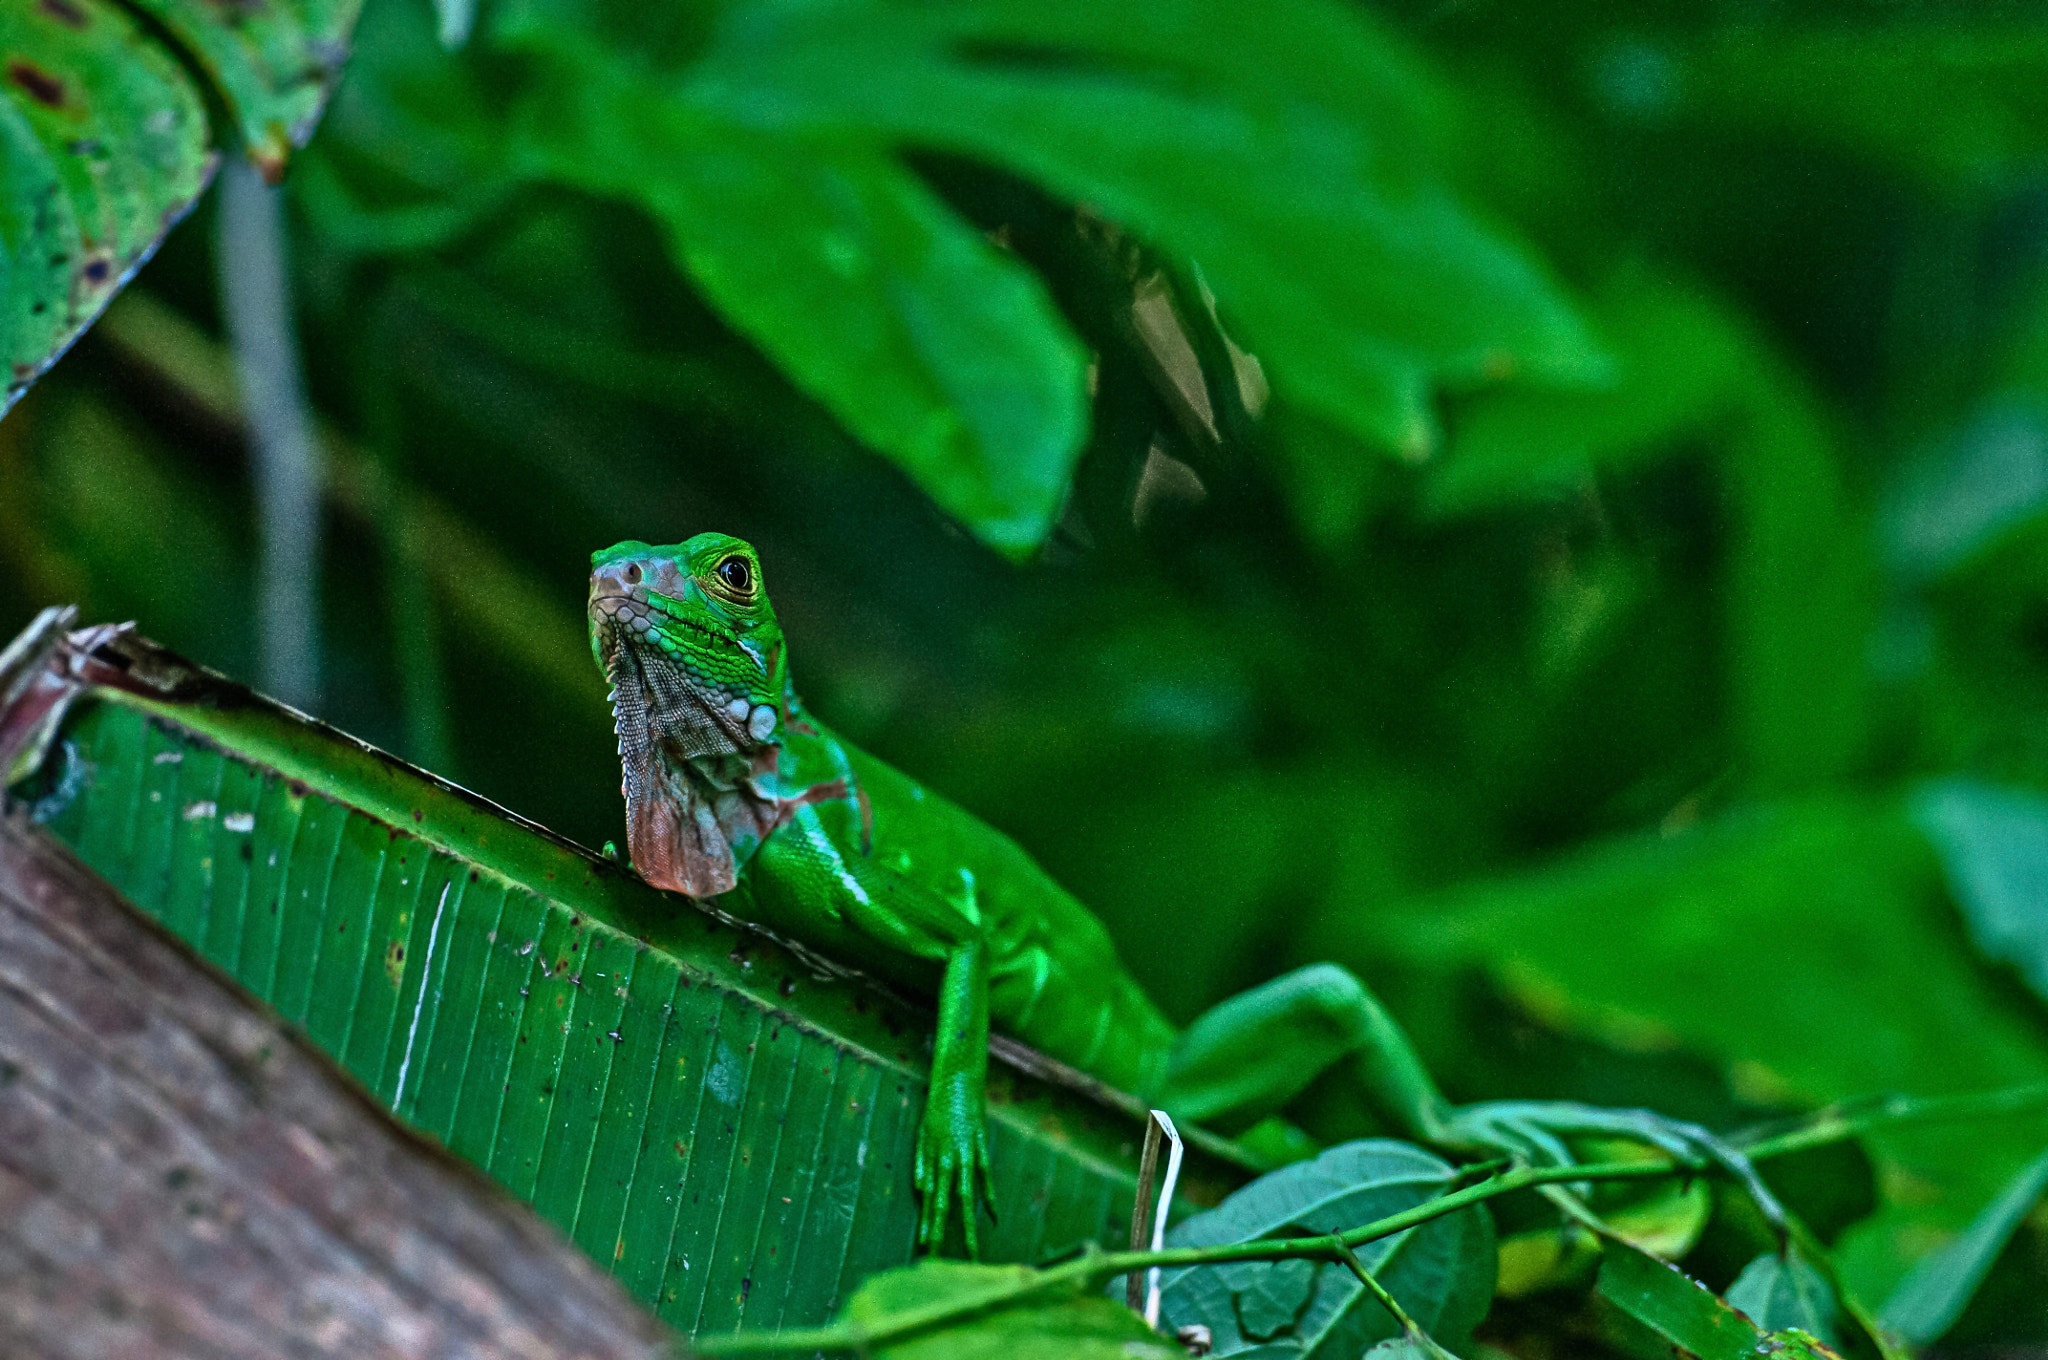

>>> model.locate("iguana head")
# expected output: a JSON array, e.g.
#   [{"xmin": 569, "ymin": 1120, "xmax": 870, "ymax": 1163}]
[{"xmin": 589, "ymin": 533, "xmax": 809, "ymax": 897}]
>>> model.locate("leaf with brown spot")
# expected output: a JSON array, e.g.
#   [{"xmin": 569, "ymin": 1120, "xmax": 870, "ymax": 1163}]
[
  {"xmin": 128, "ymin": 0, "xmax": 361, "ymax": 178},
  {"xmin": 1, "ymin": 0, "xmax": 209, "ymax": 414},
  {"xmin": 0, "ymin": 0, "xmax": 362, "ymax": 417}
]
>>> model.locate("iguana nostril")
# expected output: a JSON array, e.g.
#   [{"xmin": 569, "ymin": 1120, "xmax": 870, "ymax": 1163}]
[{"xmin": 624, "ymin": 562, "xmax": 643, "ymax": 585}]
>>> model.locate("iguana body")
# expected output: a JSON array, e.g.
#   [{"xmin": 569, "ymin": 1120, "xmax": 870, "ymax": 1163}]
[{"xmin": 589, "ymin": 533, "xmax": 1780, "ymax": 1252}]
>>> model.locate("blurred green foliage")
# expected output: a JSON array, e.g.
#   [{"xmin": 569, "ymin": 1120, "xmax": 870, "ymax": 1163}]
[{"xmin": 8, "ymin": 0, "xmax": 2048, "ymax": 1343}]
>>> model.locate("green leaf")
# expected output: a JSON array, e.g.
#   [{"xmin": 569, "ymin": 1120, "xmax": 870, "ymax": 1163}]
[
  {"xmin": 1429, "ymin": 264, "xmax": 1869, "ymax": 792},
  {"xmin": 1881, "ymin": 1145, "xmax": 2048, "ymax": 1345},
  {"xmin": 501, "ymin": 31, "xmax": 1088, "ymax": 560},
  {"xmin": 1761, "ymin": 1331, "xmax": 1847, "ymax": 1360},
  {"xmin": 126, "ymin": 0, "xmax": 362, "ymax": 176},
  {"xmin": 1261, "ymin": 404, "xmax": 1403, "ymax": 554},
  {"xmin": 1882, "ymin": 404, "xmax": 2048, "ymax": 579},
  {"xmin": 293, "ymin": 0, "xmax": 518, "ymax": 256},
  {"xmin": 488, "ymin": 0, "xmax": 1603, "ymax": 554},
  {"xmin": 1686, "ymin": 24, "xmax": 2048, "ymax": 194},
  {"xmin": 1309, "ymin": 796, "xmax": 2048, "ymax": 1299},
  {"xmin": 668, "ymin": 0, "xmax": 1606, "ymax": 420},
  {"xmin": 1496, "ymin": 1145, "xmax": 1710, "ymax": 1298},
  {"xmin": 1725, "ymin": 1253, "xmax": 1842, "ymax": 1347},
  {"xmin": 1365, "ymin": 1337, "xmax": 1463, "ymax": 1360},
  {"xmin": 1912, "ymin": 779, "xmax": 2048, "ymax": 1004},
  {"xmin": 0, "ymin": 0, "xmax": 362, "ymax": 416},
  {"xmin": 850, "ymin": 1261, "xmax": 1178, "ymax": 1360},
  {"xmin": 693, "ymin": 1259, "xmax": 1183, "ymax": 1357},
  {"xmin": 1, "ymin": 0, "xmax": 210, "ymax": 415},
  {"xmin": 1596, "ymin": 1236, "xmax": 1765, "ymax": 1360},
  {"xmin": 1426, "ymin": 270, "xmax": 1754, "ymax": 518},
  {"xmin": 1153, "ymin": 1140, "xmax": 1496, "ymax": 1356},
  {"xmin": 8, "ymin": 628, "xmax": 1237, "ymax": 1339}
]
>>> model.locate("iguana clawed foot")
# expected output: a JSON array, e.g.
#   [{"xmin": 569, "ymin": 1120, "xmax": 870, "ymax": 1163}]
[
  {"xmin": 915, "ymin": 1079, "xmax": 995, "ymax": 1255},
  {"xmin": 1439, "ymin": 1099, "xmax": 1787, "ymax": 1238}
]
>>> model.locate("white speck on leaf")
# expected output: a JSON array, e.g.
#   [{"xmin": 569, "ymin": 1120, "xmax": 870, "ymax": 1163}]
[{"xmin": 707, "ymin": 1041, "xmax": 744, "ymax": 1106}]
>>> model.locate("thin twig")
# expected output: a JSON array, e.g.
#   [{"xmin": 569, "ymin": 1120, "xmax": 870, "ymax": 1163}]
[
  {"xmin": 1332, "ymin": 1240, "xmax": 1419, "ymax": 1335},
  {"xmin": 1126, "ymin": 1116, "xmax": 1165, "ymax": 1311}
]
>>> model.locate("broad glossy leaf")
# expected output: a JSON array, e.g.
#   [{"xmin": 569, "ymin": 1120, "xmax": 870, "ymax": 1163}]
[
  {"xmin": 1725, "ymin": 1253, "xmax": 1842, "ymax": 1347},
  {"xmin": 1881, "ymin": 1145, "xmax": 2048, "ymax": 1345},
  {"xmin": 501, "ymin": 30, "xmax": 1087, "ymax": 560},
  {"xmin": 1913, "ymin": 779, "xmax": 2048, "ymax": 1004},
  {"xmin": 6, "ymin": 627, "xmax": 1242, "ymax": 1339},
  {"xmin": 0, "ymin": 0, "xmax": 209, "ymax": 414},
  {"xmin": 1152, "ymin": 1140, "xmax": 1496, "ymax": 1357},
  {"xmin": 127, "ymin": 0, "xmax": 362, "ymax": 176},
  {"xmin": 667, "ymin": 0, "xmax": 1607, "ymax": 421},
  {"xmin": 490, "ymin": 0, "xmax": 1602, "ymax": 555}
]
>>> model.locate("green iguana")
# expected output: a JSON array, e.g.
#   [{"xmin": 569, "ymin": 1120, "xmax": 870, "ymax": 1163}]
[{"xmin": 588, "ymin": 533, "xmax": 1782, "ymax": 1253}]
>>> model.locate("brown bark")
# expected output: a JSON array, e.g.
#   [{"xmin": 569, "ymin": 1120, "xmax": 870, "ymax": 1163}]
[{"xmin": 0, "ymin": 809, "xmax": 675, "ymax": 1360}]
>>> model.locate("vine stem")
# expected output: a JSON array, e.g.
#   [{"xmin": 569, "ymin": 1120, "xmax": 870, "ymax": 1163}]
[
  {"xmin": 695, "ymin": 1077, "xmax": 2048, "ymax": 1357},
  {"xmin": 694, "ymin": 1158, "xmax": 1671, "ymax": 1356},
  {"xmin": 1736, "ymin": 1082, "xmax": 2048, "ymax": 1162}
]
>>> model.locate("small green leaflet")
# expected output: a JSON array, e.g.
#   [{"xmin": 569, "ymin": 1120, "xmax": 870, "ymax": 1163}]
[
  {"xmin": 1725, "ymin": 1252, "xmax": 1842, "ymax": 1348},
  {"xmin": 785, "ymin": 1261, "xmax": 1181, "ymax": 1360}
]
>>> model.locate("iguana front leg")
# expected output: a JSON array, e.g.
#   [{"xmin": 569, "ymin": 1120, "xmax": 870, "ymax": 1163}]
[
  {"xmin": 753, "ymin": 819, "xmax": 996, "ymax": 1254},
  {"xmin": 918, "ymin": 935, "xmax": 993, "ymax": 1253},
  {"xmin": 1156, "ymin": 963, "xmax": 1786, "ymax": 1233}
]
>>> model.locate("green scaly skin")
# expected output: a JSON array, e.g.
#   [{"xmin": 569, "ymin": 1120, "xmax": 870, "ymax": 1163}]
[{"xmin": 588, "ymin": 533, "xmax": 1786, "ymax": 1255}]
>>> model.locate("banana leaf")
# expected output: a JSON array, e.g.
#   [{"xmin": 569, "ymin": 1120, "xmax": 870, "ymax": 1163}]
[{"xmin": 0, "ymin": 614, "xmax": 1245, "ymax": 1338}]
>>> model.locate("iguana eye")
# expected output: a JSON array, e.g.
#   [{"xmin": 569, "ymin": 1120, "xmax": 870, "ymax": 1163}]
[{"xmin": 710, "ymin": 554, "xmax": 756, "ymax": 602}]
